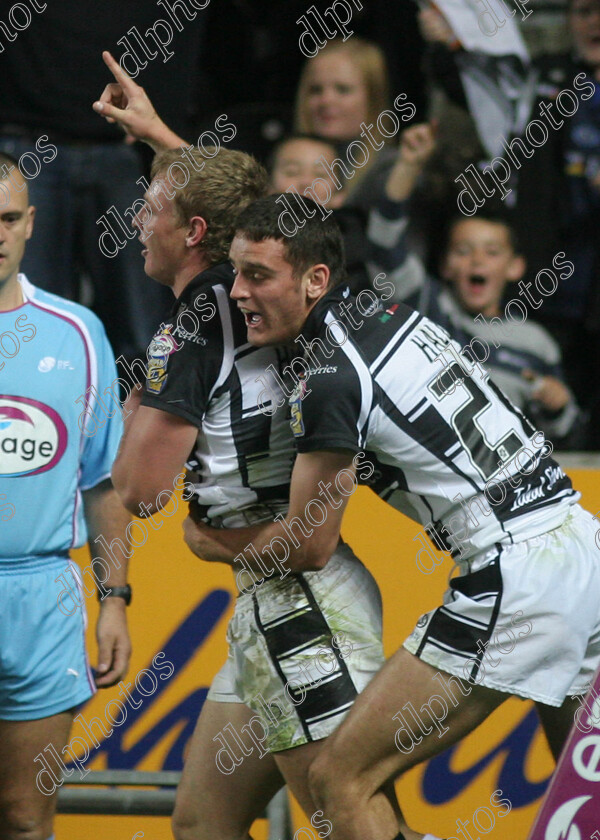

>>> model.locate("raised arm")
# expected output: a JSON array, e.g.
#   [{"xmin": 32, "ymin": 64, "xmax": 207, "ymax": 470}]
[
  {"xmin": 365, "ymin": 123, "xmax": 435, "ymax": 301},
  {"xmin": 93, "ymin": 50, "xmax": 187, "ymax": 151},
  {"xmin": 384, "ymin": 122, "xmax": 436, "ymax": 203}
]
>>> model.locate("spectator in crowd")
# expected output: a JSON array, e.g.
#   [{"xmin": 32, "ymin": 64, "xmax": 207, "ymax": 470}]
[
  {"xmin": 432, "ymin": 213, "xmax": 586, "ymax": 448},
  {"xmin": 194, "ymin": 0, "xmax": 426, "ymax": 164},
  {"xmin": 293, "ymin": 38, "xmax": 416, "ymax": 209},
  {"xmin": 267, "ymin": 125, "xmax": 435, "ymax": 296},
  {"xmin": 418, "ymin": 0, "xmax": 600, "ymax": 445},
  {"xmin": 268, "ymin": 134, "xmax": 346, "ymax": 208},
  {"xmin": 294, "ymin": 38, "xmax": 389, "ymax": 144},
  {"xmin": 410, "ymin": 211, "xmax": 587, "ymax": 450},
  {"xmin": 369, "ymin": 121, "xmax": 586, "ymax": 448}
]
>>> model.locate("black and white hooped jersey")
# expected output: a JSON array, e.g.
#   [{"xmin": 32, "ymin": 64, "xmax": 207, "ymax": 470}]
[
  {"xmin": 292, "ymin": 286, "xmax": 579, "ymax": 559},
  {"xmin": 141, "ymin": 263, "xmax": 295, "ymax": 521}
]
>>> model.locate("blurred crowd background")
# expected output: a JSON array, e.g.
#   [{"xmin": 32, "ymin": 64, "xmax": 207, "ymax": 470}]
[{"xmin": 2, "ymin": 0, "xmax": 599, "ymax": 450}]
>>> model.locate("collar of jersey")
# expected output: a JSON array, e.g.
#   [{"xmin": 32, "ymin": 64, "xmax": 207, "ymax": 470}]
[{"xmin": 170, "ymin": 261, "xmax": 235, "ymax": 316}]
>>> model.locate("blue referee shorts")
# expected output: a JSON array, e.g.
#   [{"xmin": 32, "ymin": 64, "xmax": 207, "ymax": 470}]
[{"xmin": 0, "ymin": 556, "xmax": 95, "ymax": 720}]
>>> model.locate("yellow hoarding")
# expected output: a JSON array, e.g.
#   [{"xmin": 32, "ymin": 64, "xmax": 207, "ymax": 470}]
[{"xmin": 56, "ymin": 467, "xmax": 600, "ymax": 840}]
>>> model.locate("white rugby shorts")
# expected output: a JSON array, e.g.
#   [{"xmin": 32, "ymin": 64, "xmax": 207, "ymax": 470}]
[
  {"xmin": 404, "ymin": 504, "xmax": 600, "ymax": 706},
  {"xmin": 208, "ymin": 543, "xmax": 384, "ymax": 751}
]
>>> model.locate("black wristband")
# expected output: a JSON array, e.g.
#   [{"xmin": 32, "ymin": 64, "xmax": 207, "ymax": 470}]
[{"xmin": 100, "ymin": 584, "xmax": 132, "ymax": 605}]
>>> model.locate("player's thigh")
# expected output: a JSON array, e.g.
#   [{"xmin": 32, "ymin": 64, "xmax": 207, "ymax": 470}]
[
  {"xmin": 311, "ymin": 648, "xmax": 505, "ymax": 798},
  {"xmin": 0, "ymin": 711, "xmax": 73, "ymax": 838},
  {"xmin": 173, "ymin": 699, "xmax": 283, "ymax": 839}
]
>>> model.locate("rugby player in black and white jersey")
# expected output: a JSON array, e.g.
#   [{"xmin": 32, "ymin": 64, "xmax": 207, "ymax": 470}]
[
  {"xmin": 182, "ymin": 194, "xmax": 600, "ymax": 840},
  {"xmin": 97, "ymin": 56, "xmax": 424, "ymax": 840}
]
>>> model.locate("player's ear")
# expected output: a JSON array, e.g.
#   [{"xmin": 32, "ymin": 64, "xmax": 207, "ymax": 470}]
[
  {"xmin": 186, "ymin": 215, "xmax": 207, "ymax": 247},
  {"xmin": 305, "ymin": 263, "xmax": 330, "ymax": 300}
]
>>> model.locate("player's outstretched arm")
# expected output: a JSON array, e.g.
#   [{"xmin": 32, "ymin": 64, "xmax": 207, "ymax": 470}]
[
  {"xmin": 93, "ymin": 50, "xmax": 187, "ymax": 152},
  {"xmin": 83, "ymin": 480, "xmax": 133, "ymax": 688},
  {"xmin": 182, "ymin": 450, "xmax": 355, "ymax": 573}
]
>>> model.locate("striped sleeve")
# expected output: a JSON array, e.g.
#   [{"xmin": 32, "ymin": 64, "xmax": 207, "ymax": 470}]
[
  {"xmin": 294, "ymin": 327, "xmax": 372, "ymax": 454},
  {"xmin": 141, "ymin": 284, "xmax": 230, "ymax": 427}
]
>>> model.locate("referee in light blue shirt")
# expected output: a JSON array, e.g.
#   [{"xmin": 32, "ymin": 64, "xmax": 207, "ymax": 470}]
[{"xmin": 0, "ymin": 152, "xmax": 132, "ymax": 840}]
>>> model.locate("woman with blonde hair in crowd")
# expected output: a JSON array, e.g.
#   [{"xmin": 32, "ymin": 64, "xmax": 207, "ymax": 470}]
[
  {"xmin": 294, "ymin": 37, "xmax": 389, "ymax": 143},
  {"xmin": 293, "ymin": 37, "xmax": 417, "ymax": 207}
]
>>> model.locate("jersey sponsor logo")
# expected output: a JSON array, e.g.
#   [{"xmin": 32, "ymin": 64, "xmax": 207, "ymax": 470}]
[
  {"xmin": 508, "ymin": 464, "xmax": 567, "ymax": 513},
  {"xmin": 510, "ymin": 481, "xmax": 547, "ymax": 511},
  {"xmin": 0, "ymin": 395, "xmax": 68, "ymax": 476},
  {"xmin": 146, "ymin": 325, "xmax": 182, "ymax": 395},
  {"xmin": 308, "ymin": 365, "xmax": 338, "ymax": 375},
  {"xmin": 172, "ymin": 324, "xmax": 208, "ymax": 346}
]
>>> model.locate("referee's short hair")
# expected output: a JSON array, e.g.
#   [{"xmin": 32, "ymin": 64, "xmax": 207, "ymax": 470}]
[
  {"xmin": 151, "ymin": 147, "xmax": 268, "ymax": 265},
  {"xmin": 234, "ymin": 194, "xmax": 347, "ymax": 290}
]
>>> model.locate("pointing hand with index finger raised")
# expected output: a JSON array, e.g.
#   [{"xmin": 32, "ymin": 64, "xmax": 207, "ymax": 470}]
[{"xmin": 92, "ymin": 51, "xmax": 186, "ymax": 152}]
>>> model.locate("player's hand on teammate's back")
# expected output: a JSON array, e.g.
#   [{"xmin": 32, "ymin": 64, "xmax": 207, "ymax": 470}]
[
  {"xmin": 95, "ymin": 598, "xmax": 132, "ymax": 688},
  {"xmin": 93, "ymin": 51, "xmax": 181, "ymax": 150}
]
